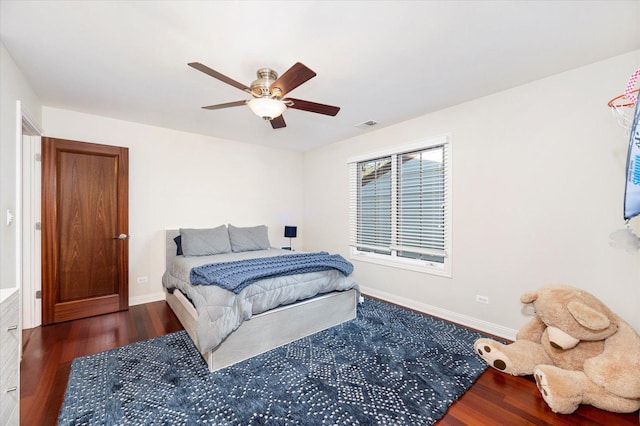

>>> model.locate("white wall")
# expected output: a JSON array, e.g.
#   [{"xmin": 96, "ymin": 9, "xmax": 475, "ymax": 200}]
[
  {"xmin": 6, "ymin": 40, "xmax": 639, "ymax": 338},
  {"xmin": 42, "ymin": 107, "xmax": 305, "ymax": 305},
  {"xmin": 303, "ymin": 50, "xmax": 640, "ymax": 338},
  {"xmin": 0, "ymin": 41, "xmax": 42, "ymax": 291}
]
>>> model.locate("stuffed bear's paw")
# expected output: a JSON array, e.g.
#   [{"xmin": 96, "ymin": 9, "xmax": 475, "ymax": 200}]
[
  {"xmin": 534, "ymin": 366, "xmax": 582, "ymax": 414},
  {"xmin": 533, "ymin": 367, "xmax": 554, "ymax": 408},
  {"xmin": 474, "ymin": 339, "xmax": 514, "ymax": 374}
]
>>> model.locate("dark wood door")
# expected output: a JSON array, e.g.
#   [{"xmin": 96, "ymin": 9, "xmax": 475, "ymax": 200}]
[{"xmin": 42, "ymin": 137, "xmax": 129, "ymax": 324}]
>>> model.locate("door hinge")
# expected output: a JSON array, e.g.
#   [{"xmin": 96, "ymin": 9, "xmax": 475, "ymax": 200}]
[
  {"xmin": 35, "ymin": 153, "xmax": 41, "ymax": 162},
  {"xmin": 35, "ymin": 221, "xmax": 41, "ymax": 230},
  {"xmin": 35, "ymin": 290, "xmax": 41, "ymax": 299}
]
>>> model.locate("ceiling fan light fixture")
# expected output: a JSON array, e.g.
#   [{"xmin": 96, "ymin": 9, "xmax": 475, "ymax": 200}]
[{"xmin": 247, "ymin": 98, "xmax": 286, "ymax": 120}]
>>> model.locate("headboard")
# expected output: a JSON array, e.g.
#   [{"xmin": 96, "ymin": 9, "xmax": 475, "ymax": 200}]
[{"xmin": 165, "ymin": 229, "xmax": 180, "ymax": 267}]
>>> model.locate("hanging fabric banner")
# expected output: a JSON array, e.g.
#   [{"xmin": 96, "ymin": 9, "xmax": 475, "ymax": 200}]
[{"xmin": 623, "ymin": 97, "xmax": 640, "ymax": 220}]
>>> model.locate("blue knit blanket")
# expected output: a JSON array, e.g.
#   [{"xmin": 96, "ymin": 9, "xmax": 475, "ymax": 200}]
[{"xmin": 190, "ymin": 252, "xmax": 354, "ymax": 294}]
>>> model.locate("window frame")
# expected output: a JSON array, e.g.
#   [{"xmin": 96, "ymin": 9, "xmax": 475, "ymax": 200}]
[{"xmin": 348, "ymin": 135, "xmax": 451, "ymax": 277}]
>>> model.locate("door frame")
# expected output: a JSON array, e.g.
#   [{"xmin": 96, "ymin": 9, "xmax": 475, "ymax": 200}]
[{"xmin": 17, "ymin": 101, "xmax": 43, "ymax": 331}]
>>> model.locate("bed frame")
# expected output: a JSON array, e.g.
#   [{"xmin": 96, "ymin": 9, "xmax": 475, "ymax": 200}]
[{"xmin": 163, "ymin": 229, "xmax": 358, "ymax": 372}]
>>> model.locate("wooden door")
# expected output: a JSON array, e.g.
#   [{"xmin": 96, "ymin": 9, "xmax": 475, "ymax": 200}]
[{"xmin": 42, "ymin": 137, "xmax": 129, "ymax": 324}]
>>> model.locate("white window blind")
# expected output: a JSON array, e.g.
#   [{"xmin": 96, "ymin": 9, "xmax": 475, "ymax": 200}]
[
  {"xmin": 348, "ymin": 137, "xmax": 450, "ymax": 274},
  {"xmin": 349, "ymin": 157, "xmax": 392, "ymax": 253}
]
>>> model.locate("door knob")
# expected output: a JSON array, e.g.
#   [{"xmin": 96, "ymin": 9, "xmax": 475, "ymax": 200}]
[{"xmin": 113, "ymin": 233, "xmax": 128, "ymax": 240}]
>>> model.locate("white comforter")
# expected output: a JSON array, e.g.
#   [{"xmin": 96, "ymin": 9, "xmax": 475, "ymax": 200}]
[{"xmin": 162, "ymin": 248, "xmax": 358, "ymax": 353}]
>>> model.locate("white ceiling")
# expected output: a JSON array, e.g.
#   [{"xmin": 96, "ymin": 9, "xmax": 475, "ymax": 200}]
[{"xmin": 1, "ymin": 1, "xmax": 639, "ymax": 152}]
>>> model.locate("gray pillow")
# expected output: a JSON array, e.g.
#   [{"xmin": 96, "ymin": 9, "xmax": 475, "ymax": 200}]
[
  {"xmin": 228, "ymin": 224, "xmax": 271, "ymax": 252},
  {"xmin": 180, "ymin": 226, "xmax": 231, "ymax": 256}
]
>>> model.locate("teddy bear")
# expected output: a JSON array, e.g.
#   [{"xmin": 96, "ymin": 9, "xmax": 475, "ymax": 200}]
[{"xmin": 473, "ymin": 285, "xmax": 640, "ymax": 414}]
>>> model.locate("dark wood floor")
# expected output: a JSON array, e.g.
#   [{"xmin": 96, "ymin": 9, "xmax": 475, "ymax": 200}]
[{"xmin": 21, "ymin": 301, "xmax": 639, "ymax": 425}]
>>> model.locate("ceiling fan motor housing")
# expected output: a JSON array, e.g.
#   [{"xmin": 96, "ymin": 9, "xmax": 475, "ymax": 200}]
[{"xmin": 251, "ymin": 68, "xmax": 280, "ymax": 98}]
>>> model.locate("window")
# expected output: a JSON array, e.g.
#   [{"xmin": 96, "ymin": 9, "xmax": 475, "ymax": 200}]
[{"xmin": 348, "ymin": 135, "xmax": 451, "ymax": 276}]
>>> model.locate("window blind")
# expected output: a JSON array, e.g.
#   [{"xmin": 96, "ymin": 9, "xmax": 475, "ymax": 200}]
[{"xmin": 349, "ymin": 143, "xmax": 449, "ymax": 263}]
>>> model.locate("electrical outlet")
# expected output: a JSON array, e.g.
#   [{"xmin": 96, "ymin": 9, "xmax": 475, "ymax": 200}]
[
  {"xmin": 476, "ymin": 295, "xmax": 489, "ymax": 304},
  {"xmin": 136, "ymin": 276, "xmax": 148, "ymax": 284}
]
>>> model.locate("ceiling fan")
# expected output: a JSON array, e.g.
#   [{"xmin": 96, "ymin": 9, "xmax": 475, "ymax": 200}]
[{"xmin": 188, "ymin": 62, "xmax": 340, "ymax": 129}]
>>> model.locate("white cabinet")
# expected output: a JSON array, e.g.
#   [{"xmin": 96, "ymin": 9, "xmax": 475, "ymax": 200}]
[{"xmin": 0, "ymin": 288, "xmax": 19, "ymax": 425}]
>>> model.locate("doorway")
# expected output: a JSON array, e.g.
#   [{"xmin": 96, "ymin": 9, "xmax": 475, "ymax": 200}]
[{"xmin": 41, "ymin": 137, "xmax": 129, "ymax": 324}]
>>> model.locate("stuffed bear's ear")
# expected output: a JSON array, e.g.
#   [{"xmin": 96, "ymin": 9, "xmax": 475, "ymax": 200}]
[
  {"xmin": 520, "ymin": 291, "xmax": 538, "ymax": 304},
  {"xmin": 567, "ymin": 300, "xmax": 610, "ymax": 330}
]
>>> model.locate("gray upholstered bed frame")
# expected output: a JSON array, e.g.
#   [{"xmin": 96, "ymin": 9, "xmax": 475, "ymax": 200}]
[{"xmin": 163, "ymin": 229, "xmax": 358, "ymax": 372}]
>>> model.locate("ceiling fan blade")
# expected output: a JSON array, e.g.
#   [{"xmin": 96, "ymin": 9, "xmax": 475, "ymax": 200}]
[
  {"xmin": 188, "ymin": 62, "xmax": 251, "ymax": 93},
  {"xmin": 286, "ymin": 98, "xmax": 340, "ymax": 116},
  {"xmin": 201, "ymin": 100, "xmax": 247, "ymax": 110},
  {"xmin": 270, "ymin": 62, "xmax": 316, "ymax": 97},
  {"xmin": 270, "ymin": 115, "xmax": 286, "ymax": 129}
]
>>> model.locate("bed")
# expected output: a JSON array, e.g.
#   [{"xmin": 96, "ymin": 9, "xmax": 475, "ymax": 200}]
[{"xmin": 162, "ymin": 226, "xmax": 359, "ymax": 372}]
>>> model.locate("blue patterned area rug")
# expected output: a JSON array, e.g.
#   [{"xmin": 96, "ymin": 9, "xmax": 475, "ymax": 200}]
[{"xmin": 58, "ymin": 298, "xmax": 488, "ymax": 425}]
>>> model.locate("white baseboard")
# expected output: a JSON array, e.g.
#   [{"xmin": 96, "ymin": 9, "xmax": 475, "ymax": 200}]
[
  {"xmin": 130, "ymin": 287, "xmax": 518, "ymax": 340},
  {"xmin": 359, "ymin": 285, "xmax": 517, "ymax": 341},
  {"xmin": 129, "ymin": 291, "xmax": 166, "ymax": 307}
]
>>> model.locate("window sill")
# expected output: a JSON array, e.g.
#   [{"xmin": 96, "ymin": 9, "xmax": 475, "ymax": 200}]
[{"xmin": 349, "ymin": 250, "xmax": 451, "ymax": 278}]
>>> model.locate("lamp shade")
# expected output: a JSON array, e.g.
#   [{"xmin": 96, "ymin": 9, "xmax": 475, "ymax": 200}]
[
  {"xmin": 247, "ymin": 98, "xmax": 286, "ymax": 120},
  {"xmin": 284, "ymin": 226, "xmax": 297, "ymax": 238}
]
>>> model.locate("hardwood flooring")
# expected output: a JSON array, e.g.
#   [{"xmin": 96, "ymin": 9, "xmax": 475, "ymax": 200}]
[{"xmin": 20, "ymin": 300, "xmax": 639, "ymax": 425}]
